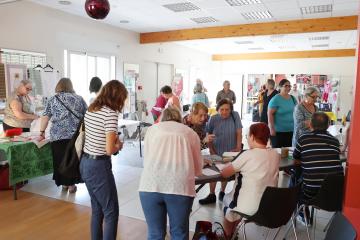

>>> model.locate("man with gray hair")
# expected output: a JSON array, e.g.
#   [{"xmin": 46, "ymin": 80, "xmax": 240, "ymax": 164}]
[
  {"xmin": 216, "ymin": 80, "xmax": 236, "ymax": 104},
  {"xmin": 293, "ymin": 112, "xmax": 343, "ymax": 223}
]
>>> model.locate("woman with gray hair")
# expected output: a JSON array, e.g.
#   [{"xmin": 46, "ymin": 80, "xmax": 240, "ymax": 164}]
[
  {"xmin": 3, "ymin": 80, "xmax": 38, "ymax": 132},
  {"xmin": 192, "ymin": 83, "xmax": 209, "ymax": 107},
  {"xmin": 139, "ymin": 107, "xmax": 203, "ymax": 240},
  {"xmin": 292, "ymin": 86, "xmax": 319, "ymax": 146}
]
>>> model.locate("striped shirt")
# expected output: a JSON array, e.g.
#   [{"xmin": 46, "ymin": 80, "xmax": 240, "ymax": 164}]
[
  {"xmin": 84, "ymin": 106, "xmax": 119, "ymax": 155},
  {"xmin": 206, "ymin": 111, "xmax": 242, "ymax": 156},
  {"xmin": 293, "ymin": 130, "xmax": 343, "ymax": 202}
]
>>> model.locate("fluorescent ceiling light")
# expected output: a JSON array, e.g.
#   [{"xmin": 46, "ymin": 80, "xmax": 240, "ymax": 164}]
[
  {"xmin": 234, "ymin": 40, "xmax": 254, "ymax": 45},
  {"xmin": 301, "ymin": 4, "xmax": 332, "ymax": 15},
  {"xmin": 163, "ymin": 2, "xmax": 200, "ymax": 12},
  {"xmin": 190, "ymin": 17, "xmax": 218, "ymax": 24},
  {"xmin": 242, "ymin": 11, "xmax": 272, "ymax": 20},
  {"xmin": 312, "ymin": 44, "xmax": 329, "ymax": 48},
  {"xmin": 248, "ymin": 47, "xmax": 264, "ymax": 50},
  {"xmin": 309, "ymin": 36, "xmax": 330, "ymax": 41},
  {"xmin": 225, "ymin": 0, "xmax": 262, "ymax": 7}
]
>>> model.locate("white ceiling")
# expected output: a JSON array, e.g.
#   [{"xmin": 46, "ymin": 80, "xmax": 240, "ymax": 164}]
[
  {"xmin": 28, "ymin": 0, "xmax": 359, "ymax": 33},
  {"xmin": 176, "ymin": 30, "xmax": 358, "ymax": 54}
]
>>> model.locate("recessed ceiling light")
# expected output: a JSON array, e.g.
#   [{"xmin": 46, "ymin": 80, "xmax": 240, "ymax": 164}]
[
  {"xmin": 119, "ymin": 20, "xmax": 129, "ymax": 24},
  {"xmin": 190, "ymin": 17, "xmax": 218, "ymax": 24},
  {"xmin": 312, "ymin": 44, "xmax": 329, "ymax": 48},
  {"xmin": 163, "ymin": 2, "xmax": 200, "ymax": 12},
  {"xmin": 300, "ymin": 4, "xmax": 332, "ymax": 15},
  {"xmin": 242, "ymin": 11, "xmax": 272, "ymax": 20},
  {"xmin": 58, "ymin": 0, "xmax": 71, "ymax": 5},
  {"xmin": 309, "ymin": 36, "xmax": 330, "ymax": 41},
  {"xmin": 234, "ymin": 40, "xmax": 254, "ymax": 45},
  {"xmin": 225, "ymin": 0, "xmax": 262, "ymax": 7}
]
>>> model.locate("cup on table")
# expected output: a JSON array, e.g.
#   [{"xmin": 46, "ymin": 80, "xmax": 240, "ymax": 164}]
[{"xmin": 281, "ymin": 147, "xmax": 289, "ymax": 158}]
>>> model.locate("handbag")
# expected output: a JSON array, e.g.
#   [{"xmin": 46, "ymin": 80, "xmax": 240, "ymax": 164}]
[
  {"xmin": 55, "ymin": 95, "xmax": 85, "ymax": 181},
  {"xmin": 192, "ymin": 221, "xmax": 227, "ymax": 240}
]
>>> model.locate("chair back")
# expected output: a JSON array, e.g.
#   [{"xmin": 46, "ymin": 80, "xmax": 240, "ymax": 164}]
[
  {"xmin": 309, "ymin": 174, "xmax": 344, "ymax": 212},
  {"xmin": 324, "ymin": 212, "xmax": 356, "ymax": 240},
  {"xmin": 245, "ymin": 185, "xmax": 300, "ymax": 228}
]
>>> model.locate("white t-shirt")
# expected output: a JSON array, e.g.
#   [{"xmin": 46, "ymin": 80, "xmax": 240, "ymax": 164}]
[
  {"xmin": 138, "ymin": 121, "xmax": 203, "ymax": 197},
  {"xmin": 225, "ymin": 148, "xmax": 280, "ymax": 216},
  {"xmin": 83, "ymin": 106, "xmax": 119, "ymax": 155}
]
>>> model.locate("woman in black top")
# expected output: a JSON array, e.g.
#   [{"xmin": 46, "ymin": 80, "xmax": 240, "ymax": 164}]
[{"xmin": 260, "ymin": 79, "xmax": 278, "ymax": 124}]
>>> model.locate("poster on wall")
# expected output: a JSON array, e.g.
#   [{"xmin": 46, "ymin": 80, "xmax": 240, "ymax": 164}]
[
  {"xmin": 5, "ymin": 63, "xmax": 27, "ymax": 97},
  {"xmin": 123, "ymin": 63, "xmax": 139, "ymax": 114},
  {"xmin": 173, "ymin": 69, "xmax": 186, "ymax": 104}
]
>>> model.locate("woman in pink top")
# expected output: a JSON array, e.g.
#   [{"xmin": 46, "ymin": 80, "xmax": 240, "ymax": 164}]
[
  {"xmin": 139, "ymin": 107, "xmax": 203, "ymax": 240},
  {"xmin": 161, "ymin": 85, "xmax": 181, "ymax": 111},
  {"xmin": 151, "ymin": 90, "xmax": 168, "ymax": 122}
]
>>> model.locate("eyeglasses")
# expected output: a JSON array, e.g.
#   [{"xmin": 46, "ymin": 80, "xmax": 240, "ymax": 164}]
[
  {"xmin": 309, "ymin": 95, "xmax": 319, "ymax": 99},
  {"xmin": 283, "ymin": 85, "xmax": 292, "ymax": 88},
  {"xmin": 25, "ymin": 87, "xmax": 32, "ymax": 91}
]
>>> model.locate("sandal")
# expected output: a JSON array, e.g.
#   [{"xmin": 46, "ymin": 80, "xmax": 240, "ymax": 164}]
[{"xmin": 68, "ymin": 185, "xmax": 77, "ymax": 194}]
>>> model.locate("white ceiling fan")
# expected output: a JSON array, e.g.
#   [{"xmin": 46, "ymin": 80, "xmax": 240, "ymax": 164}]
[{"xmin": 0, "ymin": 0, "xmax": 22, "ymax": 5}]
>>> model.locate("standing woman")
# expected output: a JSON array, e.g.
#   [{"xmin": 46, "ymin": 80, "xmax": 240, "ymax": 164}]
[
  {"xmin": 292, "ymin": 87, "xmax": 319, "ymax": 146},
  {"xmin": 139, "ymin": 107, "xmax": 203, "ymax": 240},
  {"xmin": 40, "ymin": 78, "xmax": 87, "ymax": 193},
  {"xmin": 260, "ymin": 79, "xmax": 278, "ymax": 124},
  {"xmin": 3, "ymin": 80, "xmax": 38, "ymax": 132},
  {"xmin": 89, "ymin": 76, "xmax": 103, "ymax": 104},
  {"xmin": 161, "ymin": 85, "xmax": 181, "ymax": 111},
  {"xmin": 192, "ymin": 83, "xmax": 210, "ymax": 107},
  {"xmin": 268, "ymin": 79, "xmax": 297, "ymax": 147},
  {"xmin": 80, "ymin": 80, "xmax": 127, "ymax": 240}
]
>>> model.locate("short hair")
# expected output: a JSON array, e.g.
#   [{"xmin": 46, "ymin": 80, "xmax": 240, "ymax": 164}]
[
  {"xmin": 55, "ymin": 78, "xmax": 75, "ymax": 93},
  {"xmin": 191, "ymin": 102, "xmax": 208, "ymax": 115},
  {"xmin": 223, "ymin": 80, "xmax": 230, "ymax": 85},
  {"xmin": 161, "ymin": 107, "xmax": 182, "ymax": 123},
  {"xmin": 216, "ymin": 98, "xmax": 233, "ymax": 111},
  {"xmin": 89, "ymin": 80, "xmax": 128, "ymax": 112},
  {"xmin": 249, "ymin": 122, "xmax": 270, "ymax": 145},
  {"xmin": 311, "ymin": 112, "xmax": 330, "ymax": 131},
  {"xmin": 278, "ymin": 79, "xmax": 290, "ymax": 87},
  {"xmin": 194, "ymin": 83, "xmax": 203, "ymax": 93},
  {"xmin": 267, "ymin": 79, "xmax": 275, "ymax": 87},
  {"xmin": 160, "ymin": 85, "xmax": 172, "ymax": 94},
  {"xmin": 304, "ymin": 86, "xmax": 319, "ymax": 97},
  {"xmin": 89, "ymin": 76, "xmax": 102, "ymax": 93}
]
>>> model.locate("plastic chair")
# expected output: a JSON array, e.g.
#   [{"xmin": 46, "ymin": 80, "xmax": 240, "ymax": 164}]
[
  {"xmin": 285, "ymin": 174, "xmax": 344, "ymax": 240},
  {"xmin": 231, "ymin": 185, "xmax": 300, "ymax": 240},
  {"xmin": 324, "ymin": 212, "xmax": 356, "ymax": 240}
]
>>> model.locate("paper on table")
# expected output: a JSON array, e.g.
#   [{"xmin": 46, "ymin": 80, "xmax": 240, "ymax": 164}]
[
  {"xmin": 202, "ymin": 154, "xmax": 222, "ymax": 162},
  {"xmin": 215, "ymin": 163, "xmax": 229, "ymax": 171},
  {"xmin": 222, "ymin": 152, "xmax": 240, "ymax": 157},
  {"xmin": 202, "ymin": 168, "xmax": 220, "ymax": 176}
]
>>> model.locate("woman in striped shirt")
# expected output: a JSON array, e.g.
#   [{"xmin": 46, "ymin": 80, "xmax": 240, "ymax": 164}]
[{"xmin": 80, "ymin": 80, "xmax": 128, "ymax": 240}]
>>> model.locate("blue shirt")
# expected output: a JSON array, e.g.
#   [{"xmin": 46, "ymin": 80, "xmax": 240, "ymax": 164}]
[
  {"xmin": 43, "ymin": 92, "xmax": 87, "ymax": 142},
  {"xmin": 192, "ymin": 93, "xmax": 209, "ymax": 107},
  {"xmin": 206, "ymin": 111, "xmax": 243, "ymax": 156},
  {"xmin": 268, "ymin": 94, "xmax": 297, "ymax": 132}
]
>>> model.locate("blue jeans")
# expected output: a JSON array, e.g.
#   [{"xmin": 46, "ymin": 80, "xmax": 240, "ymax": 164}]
[
  {"xmin": 139, "ymin": 192, "xmax": 194, "ymax": 240},
  {"xmin": 80, "ymin": 156, "xmax": 119, "ymax": 240}
]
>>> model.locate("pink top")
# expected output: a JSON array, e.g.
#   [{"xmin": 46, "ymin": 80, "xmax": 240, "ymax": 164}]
[
  {"xmin": 139, "ymin": 121, "xmax": 203, "ymax": 197},
  {"xmin": 151, "ymin": 95, "xmax": 168, "ymax": 118},
  {"xmin": 165, "ymin": 95, "xmax": 181, "ymax": 111}
]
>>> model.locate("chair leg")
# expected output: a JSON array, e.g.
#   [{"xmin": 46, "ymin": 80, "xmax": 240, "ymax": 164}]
[
  {"xmin": 313, "ymin": 209, "xmax": 317, "ymax": 240},
  {"xmin": 242, "ymin": 223, "xmax": 247, "ymax": 240},
  {"xmin": 302, "ymin": 205, "xmax": 311, "ymax": 240},
  {"xmin": 323, "ymin": 212, "xmax": 336, "ymax": 232},
  {"xmin": 231, "ymin": 220, "xmax": 244, "ymax": 240},
  {"xmin": 291, "ymin": 216, "xmax": 298, "ymax": 240},
  {"xmin": 283, "ymin": 207, "xmax": 301, "ymax": 240}
]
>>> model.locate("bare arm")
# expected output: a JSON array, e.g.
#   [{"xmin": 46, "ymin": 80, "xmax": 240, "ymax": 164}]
[
  {"xmin": 231, "ymin": 128, "xmax": 242, "ymax": 152},
  {"xmin": 268, "ymin": 108, "xmax": 276, "ymax": 136},
  {"xmin": 221, "ymin": 164, "xmax": 236, "ymax": 178},
  {"xmin": 10, "ymin": 99, "xmax": 38, "ymax": 120},
  {"xmin": 40, "ymin": 116, "xmax": 50, "ymax": 132},
  {"xmin": 106, "ymin": 132, "xmax": 122, "ymax": 156}
]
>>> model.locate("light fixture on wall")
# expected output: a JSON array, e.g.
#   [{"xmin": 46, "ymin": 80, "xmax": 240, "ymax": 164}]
[{"xmin": 85, "ymin": 0, "xmax": 110, "ymax": 20}]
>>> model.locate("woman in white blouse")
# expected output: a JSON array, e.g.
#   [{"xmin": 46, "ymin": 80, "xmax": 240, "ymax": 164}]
[{"xmin": 139, "ymin": 107, "xmax": 203, "ymax": 240}]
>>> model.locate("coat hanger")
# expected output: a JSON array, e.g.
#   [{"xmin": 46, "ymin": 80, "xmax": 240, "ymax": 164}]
[
  {"xmin": 43, "ymin": 64, "xmax": 53, "ymax": 72},
  {"xmin": 33, "ymin": 64, "xmax": 43, "ymax": 70}
]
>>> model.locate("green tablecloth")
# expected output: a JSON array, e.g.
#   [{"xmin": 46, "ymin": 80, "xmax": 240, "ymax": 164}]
[{"xmin": 0, "ymin": 141, "xmax": 53, "ymax": 185}]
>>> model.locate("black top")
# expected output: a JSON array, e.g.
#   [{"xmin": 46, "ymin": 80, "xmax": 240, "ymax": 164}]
[{"xmin": 260, "ymin": 89, "xmax": 278, "ymax": 124}]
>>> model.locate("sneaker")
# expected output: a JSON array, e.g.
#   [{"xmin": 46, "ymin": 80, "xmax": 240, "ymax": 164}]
[
  {"xmin": 296, "ymin": 213, "xmax": 311, "ymax": 226},
  {"xmin": 199, "ymin": 193, "xmax": 216, "ymax": 205},
  {"xmin": 219, "ymin": 191, "xmax": 225, "ymax": 201}
]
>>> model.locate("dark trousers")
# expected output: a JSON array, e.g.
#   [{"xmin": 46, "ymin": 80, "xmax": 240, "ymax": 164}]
[
  {"xmin": 2, "ymin": 122, "xmax": 30, "ymax": 132},
  {"xmin": 80, "ymin": 156, "xmax": 119, "ymax": 240},
  {"xmin": 270, "ymin": 131, "xmax": 293, "ymax": 148}
]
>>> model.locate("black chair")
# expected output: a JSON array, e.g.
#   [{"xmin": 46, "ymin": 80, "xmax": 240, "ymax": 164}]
[
  {"xmin": 285, "ymin": 174, "xmax": 345, "ymax": 240},
  {"xmin": 324, "ymin": 212, "xmax": 356, "ymax": 240},
  {"xmin": 231, "ymin": 185, "xmax": 300, "ymax": 240},
  {"xmin": 183, "ymin": 104, "xmax": 190, "ymax": 112}
]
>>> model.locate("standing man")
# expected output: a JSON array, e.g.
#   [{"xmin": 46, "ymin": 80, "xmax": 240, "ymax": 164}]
[{"xmin": 216, "ymin": 80, "xmax": 236, "ymax": 104}]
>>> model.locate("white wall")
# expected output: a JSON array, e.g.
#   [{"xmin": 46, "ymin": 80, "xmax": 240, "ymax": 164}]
[
  {"xmin": 210, "ymin": 58, "xmax": 357, "ymax": 117},
  {"xmin": 0, "ymin": 1, "xmax": 212, "ymax": 120}
]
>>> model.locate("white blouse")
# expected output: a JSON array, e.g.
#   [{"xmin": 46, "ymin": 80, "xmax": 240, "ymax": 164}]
[{"xmin": 138, "ymin": 121, "xmax": 203, "ymax": 197}]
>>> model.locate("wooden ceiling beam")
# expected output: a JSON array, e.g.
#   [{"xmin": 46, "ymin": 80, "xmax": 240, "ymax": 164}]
[
  {"xmin": 212, "ymin": 49, "xmax": 356, "ymax": 61},
  {"xmin": 140, "ymin": 16, "xmax": 358, "ymax": 44}
]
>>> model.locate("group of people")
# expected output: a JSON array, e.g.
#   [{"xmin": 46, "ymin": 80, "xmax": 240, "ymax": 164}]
[{"xmin": 2, "ymin": 77, "xmax": 345, "ymax": 240}]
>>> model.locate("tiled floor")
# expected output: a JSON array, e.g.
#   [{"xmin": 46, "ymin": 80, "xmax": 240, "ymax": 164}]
[{"xmin": 21, "ymin": 141, "xmax": 333, "ymax": 240}]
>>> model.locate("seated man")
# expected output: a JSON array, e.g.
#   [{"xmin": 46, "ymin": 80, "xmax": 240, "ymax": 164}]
[
  {"xmin": 220, "ymin": 123, "xmax": 280, "ymax": 237},
  {"xmin": 293, "ymin": 112, "xmax": 343, "ymax": 213}
]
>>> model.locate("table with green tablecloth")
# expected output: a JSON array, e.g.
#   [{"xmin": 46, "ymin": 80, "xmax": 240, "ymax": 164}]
[{"xmin": 0, "ymin": 141, "xmax": 53, "ymax": 199}]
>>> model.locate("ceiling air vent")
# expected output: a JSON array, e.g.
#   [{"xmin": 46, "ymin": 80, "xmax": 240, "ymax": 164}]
[
  {"xmin": 248, "ymin": 47, "xmax": 264, "ymax": 50},
  {"xmin": 191, "ymin": 17, "xmax": 218, "ymax": 24},
  {"xmin": 225, "ymin": 0, "xmax": 262, "ymax": 7},
  {"xmin": 312, "ymin": 44, "xmax": 329, "ymax": 48},
  {"xmin": 309, "ymin": 36, "xmax": 330, "ymax": 41},
  {"xmin": 234, "ymin": 40, "xmax": 254, "ymax": 45},
  {"xmin": 300, "ymin": 4, "xmax": 332, "ymax": 15},
  {"xmin": 242, "ymin": 11, "xmax": 272, "ymax": 20},
  {"xmin": 163, "ymin": 2, "xmax": 200, "ymax": 12}
]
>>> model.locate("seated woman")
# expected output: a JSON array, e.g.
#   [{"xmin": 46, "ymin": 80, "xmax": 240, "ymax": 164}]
[
  {"xmin": 139, "ymin": 107, "xmax": 203, "ymax": 240},
  {"xmin": 220, "ymin": 122, "xmax": 280, "ymax": 238}
]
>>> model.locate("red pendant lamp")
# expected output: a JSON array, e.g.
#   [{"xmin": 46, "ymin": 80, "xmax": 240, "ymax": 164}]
[{"xmin": 85, "ymin": 0, "xmax": 110, "ymax": 20}]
